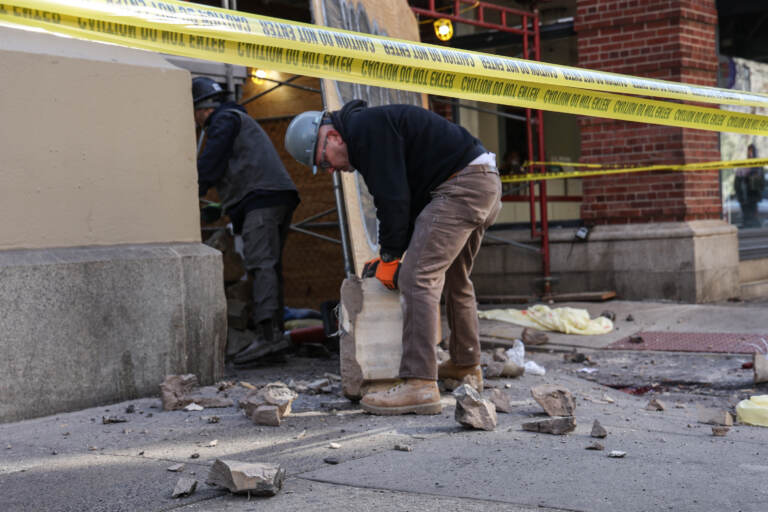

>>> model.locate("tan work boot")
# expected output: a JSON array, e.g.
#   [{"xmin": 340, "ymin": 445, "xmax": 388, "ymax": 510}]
[
  {"xmin": 438, "ymin": 360, "xmax": 483, "ymax": 391},
  {"xmin": 360, "ymin": 379, "xmax": 442, "ymax": 415}
]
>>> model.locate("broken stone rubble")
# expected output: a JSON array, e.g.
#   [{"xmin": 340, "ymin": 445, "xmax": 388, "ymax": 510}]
[
  {"xmin": 207, "ymin": 459, "xmax": 285, "ymax": 496},
  {"xmin": 453, "ymin": 384, "xmax": 497, "ymax": 431},
  {"xmin": 239, "ymin": 382, "xmax": 297, "ymax": 426},
  {"xmin": 531, "ymin": 385, "xmax": 576, "ymax": 417},
  {"xmin": 521, "ymin": 328, "xmax": 548, "ymax": 346},
  {"xmin": 646, "ymin": 398, "xmax": 666, "ymax": 411},
  {"xmin": 697, "ymin": 408, "xmax": 733, "ymax": 426},
  {"xmin": 172, "ymin": 478, "xmax": 197, "ymax": 498},
  {"xmin": 485, "ymin": 388, "xmax": 515, "ymax": 413},
  {"xmin": 591, "ymin": 419, "xmax": 608, "ymax": 438},
  {"xmin": 160, "ymin": 375, "xmax": 234, "ymax": 411},
  {"xmin": 522, "ymin": 416, "xmax": 576, "ymax": 435}
]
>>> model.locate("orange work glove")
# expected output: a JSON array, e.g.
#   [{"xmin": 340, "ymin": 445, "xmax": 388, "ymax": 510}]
[{"xmin": 361, "ymin": 257, "xmax": 401, "ymax": 290}]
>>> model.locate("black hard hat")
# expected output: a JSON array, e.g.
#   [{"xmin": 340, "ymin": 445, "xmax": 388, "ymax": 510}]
[{"xmin": 192, "ymin": 76, "xmax": 226, "ymax": 109}]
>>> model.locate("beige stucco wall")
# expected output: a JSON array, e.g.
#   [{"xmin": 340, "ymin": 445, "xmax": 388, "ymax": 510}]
[{"xmin": 0, "ymin": 26, "xmax": 200, "ymax": 250}]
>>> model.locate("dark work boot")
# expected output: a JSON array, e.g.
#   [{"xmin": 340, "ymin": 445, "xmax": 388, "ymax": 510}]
[{"xmin": 233, "ymin": 319, "xmax": 291, "ymax": 365}]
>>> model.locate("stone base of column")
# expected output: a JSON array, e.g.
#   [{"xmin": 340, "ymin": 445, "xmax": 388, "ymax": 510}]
[
  {"xmin": 0, "ymin": 243, "xmax": 227, "ymax": 422},
  {"xmin": 473, "ymin": 220, "xmax": 739, "ymax": 303}
]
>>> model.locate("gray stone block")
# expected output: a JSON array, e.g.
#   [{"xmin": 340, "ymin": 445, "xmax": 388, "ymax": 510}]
[{"xmin": 0, "ymin": 243, "xmax": 226, "ymax": 422}]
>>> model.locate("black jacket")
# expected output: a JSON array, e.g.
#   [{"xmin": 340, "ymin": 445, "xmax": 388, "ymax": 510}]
[
  {"xmin": 331, "ymin": 100, "xmax": 485, "ymax": 258},
  {"xmin": 197, "ymin": 102, "xmax": 299, "ymax": 232}
]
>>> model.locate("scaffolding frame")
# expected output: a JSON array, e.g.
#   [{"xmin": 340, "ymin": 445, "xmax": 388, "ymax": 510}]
[{"xmin": 411, "ymin": 0, "xmax": 552, "ymax": 295}]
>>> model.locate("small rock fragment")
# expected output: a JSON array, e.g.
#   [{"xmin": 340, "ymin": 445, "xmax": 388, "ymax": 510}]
[
  {"xmin": 591, "ymin": 419, "xmax": 608, "ymax": 438},
  {"xmin": 608, "ymin": 450, "xmax": 626, "ymax": 458},
  {"xmin": 205, "ymin": 416, "xmax": 220, "ymax": 424},
  {"xmin": 206, "ymin": 459, "xmax": 285, "ymax": 496},
  {"xmin": 697, "ymin": 408, "xmax": 733, "ymax": 426},
  {"xmin": 602, "ymin": 394, "xmax": 615, "ymax": 403},
  {"xmin": 625, "ymin": 314, "xmax": 634, "ymax": 322},
  {"xmin": 563, "ymin": 352, "xmax": 589, "ymax": 363},
  {"xmin": 190, "ymin": 453, "xmax": 200, "ymax": 459},
  {"xmin": 167, "ymin": 463, "xmax": 185, "ymax": 472},
  {"xmin": 125, "ymin": 405, "xmax": 136, "ymax": 414},
  {"xmin": 251, "ymin": 405, "xmax": 281, "ymax": 426},
  {"xmin": 486, "ymin": 388, "xmax": 515, "ymax": 413},
  {"xmin": 241, "ymin": 382, "xmax": 297, "ymax": 420},
  {"xmin": 323, "ymin": 457, "xmax": 340, "ymax": 465},
  {"xmin": 521, "ymin": 328, "xmax": 548, "ymax": 345},
  {"xmin": 207, "ymin": 440, "xmax": 218, "ymax": 448},
  {"xmin": 712, "ymin": 426, "xmax": 730, "ymax": 437},
  {"xmin": 628, "ymin": 335, "xmax": 643, "ymax": 344},
  {"xmin": 172, "ymin": 478, "xmax": 197, "ymax": 498},
  {"xmin": 489, "ymin": 349, "xmax": 506, "ymax": 363},
  {"xmin": 531, "ymin": 385, "xmax": 576, "ymax": 417},
  {"xmin": 521, "ymin": 417, "xmax": 576, "ymax": 435},
  {"xmin": 585, "ymin": 442, "xmax": 604, "ymax": 451},
  {"xmin": 102, "ymin": 416, "xmax": 128, "ymax": 424},
  {"xmin": 308, "ymin": 379, "xmax": 331, "ymax": 393},
  {"xmin": 453, "ymin": 384, "xmax": 497, "ymax": 431},
  {"xmin": 328, "ymin": 442, "xmax": 341, "ymax": 449},
  {"xmin": 485, "ymin": 360, "xmax": 505, "ymax": 379},
  {"xmin": 645, "ymin": 398, "xmax": 666, "ymax": 411},
  {"xmin": 184, "ymin": 403, "xmax": 204, "ymax": 412},
  {"xmin": 394, "ymin": 444, "xmax": 412, "ymax": 452},
  {"xmin": 161, "ymin": 374, "xmax": 200, "ymax": 411}
]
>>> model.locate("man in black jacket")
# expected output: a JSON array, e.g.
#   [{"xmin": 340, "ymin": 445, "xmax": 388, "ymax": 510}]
[
  {"xmin": 193, "ymin": 76, "xmax": 300, "ymax": 364},
  {"xmin": 285, "ymin": 100, "xmax": 501, "ymax": 415}
]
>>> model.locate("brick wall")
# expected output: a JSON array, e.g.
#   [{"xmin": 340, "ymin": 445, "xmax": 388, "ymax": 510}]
[{"xmin": 576, "ymin": 0, "xmax": 721, "ymax": 223}]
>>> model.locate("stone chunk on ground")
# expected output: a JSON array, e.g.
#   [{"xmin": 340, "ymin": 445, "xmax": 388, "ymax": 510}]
[
  {"xmin": 697, "ymin": 408, "xmax": 733, "ymax": 426},
  {"xmin": 486, "ymin": 388, "xmax": 515, "ymax": 413},
  {"xmin": 531, "ymin": 385, "xmax": 575, "ymax": 417},
  {"xmin": 251, "ymin": 405, "xmax": 281, "ymax": 426},
  {"xmin": 172, "ymin": 478, "xmax": 197, "ymax": 498},
  {"xmin": 160, "ymin": 375, "xmax": 234, "ymax": 411},
  {"xmin": 161, "ymin": 374, "xmax": 200, "ymax": 411},
  {"xmin": 645, "ymin": 398, "xmax": 666, "ymax": 411},
  {"xmin": 240, "ymin": 382, "xmax": 298, "ymax": 425},
  {"xmin": 206, "ymin": 459, "xmax": 285, "ymax": 496},
  {"xmin": 453, "ymin": 384, "xmax": 497, "ymax": 431},
  {"xmin": 591, "ymin": 419, "xmax": 608, "ymax": 438},
  {"xmin": 522, "ymin": 416, "xmax": 576, "ymax": 435},
  {"xmin": 522, "ymin": 328, "xmax": 548, "ymax": 345}
]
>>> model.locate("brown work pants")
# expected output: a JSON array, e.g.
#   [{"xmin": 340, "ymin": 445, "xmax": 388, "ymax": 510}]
[{"xmin": 398, "ymin": 164, "xmax": 502, "ymax": 380}]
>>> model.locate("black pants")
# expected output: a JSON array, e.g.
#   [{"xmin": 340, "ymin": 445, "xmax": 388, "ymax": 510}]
[{"xmin": 240, "ymin": 204, "xmax": 294, "ymax": 329}]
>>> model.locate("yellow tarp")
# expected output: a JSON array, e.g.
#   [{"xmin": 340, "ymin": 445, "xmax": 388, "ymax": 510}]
[
  {"xmin": 736, "ymin": 395, "xmax": 768, "ymax": 427},
  {"xmin": 478, "ymin": 305, "xmax": 613, "ymax": 335}
]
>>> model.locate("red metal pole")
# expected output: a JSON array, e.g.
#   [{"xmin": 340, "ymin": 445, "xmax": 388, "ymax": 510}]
[
  {"xmin": 523, "ymin": 14, "xmax": 537, "ymax": 239},
  {"xmin": 534, "ymin": 9, "xmax": 551, "ymax": 295}
]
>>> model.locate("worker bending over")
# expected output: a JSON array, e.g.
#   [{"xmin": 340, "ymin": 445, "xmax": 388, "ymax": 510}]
[
  {"xmin": 193, "ymin": 76, "xmax": 300, "ymax": 364},
  {"xmin": 285, "ymin": 100, "xmax": 501, "ymax": 415}
]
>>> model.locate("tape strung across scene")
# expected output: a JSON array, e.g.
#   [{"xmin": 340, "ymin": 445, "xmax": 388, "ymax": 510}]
[
  {"xmin": 500, "ymin": 157, "xmax": 768, "ymax": 183},
  {"xmin": 3, "ymin": 0, "xmax": 768, "ymax": 135}
]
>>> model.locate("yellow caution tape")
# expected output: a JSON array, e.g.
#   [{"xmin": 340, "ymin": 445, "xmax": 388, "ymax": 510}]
[
  {"xmin": 4, "ymin": 0, "xmax": 768, "ymax": 135},
  {"xmin": 501, "ymin": 158, "xmax": 768, "ymax": 183}
]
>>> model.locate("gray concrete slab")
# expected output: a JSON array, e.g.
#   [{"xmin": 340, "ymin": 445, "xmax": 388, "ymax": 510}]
[
  {"xmin": 177, "ymin": 477, "xmax": 554, "ymax": 511},
  {"xmin": 302, "ymin": 376, "xmax": 768, "ymax": 512}
]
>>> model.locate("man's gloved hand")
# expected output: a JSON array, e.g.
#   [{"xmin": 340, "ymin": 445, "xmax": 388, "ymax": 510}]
[{"xmin": 361, "ymin": 256, "xmax": 401, "ymax": 290}]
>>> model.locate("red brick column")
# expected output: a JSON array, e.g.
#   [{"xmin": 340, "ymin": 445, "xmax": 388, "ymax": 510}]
[{"xmin": 575, "ymin": 0, "xmax": 721, "ymax": 224}]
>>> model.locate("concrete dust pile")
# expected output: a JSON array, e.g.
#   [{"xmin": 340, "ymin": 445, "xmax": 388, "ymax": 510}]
[
  {"xmin": 160, "ymin": 375, "xmax": 234, "ymax": 411},
  {"xmin": 453, "ymin": 384, "xmax": 497, "ymax": 431},
  {"xmin": 240, "ymin": 382, "xmax": 298, "ymax": 426},
  {"xmin": 207, "ymin": 459, "xmax": 285, "ymax": 496}
]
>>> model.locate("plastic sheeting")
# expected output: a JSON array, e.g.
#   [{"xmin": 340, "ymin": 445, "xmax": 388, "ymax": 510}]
[{"xmin": 478, "ymin": 305, "xmax": 613, "ymax": 335}]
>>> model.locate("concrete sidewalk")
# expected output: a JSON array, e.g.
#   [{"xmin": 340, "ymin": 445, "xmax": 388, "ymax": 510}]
[{"xmin": 2, "ymin": 299, "xmax": 767, "ymax": 511}]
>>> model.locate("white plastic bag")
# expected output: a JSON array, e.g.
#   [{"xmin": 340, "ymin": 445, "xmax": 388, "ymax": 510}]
[
  {"xmin": 524, "ymin": 361, "xmax": 546, "ymax": 376},
  {"xmin": 506, "ymin": 340, "xmax": 525, "ymax": 367}
]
